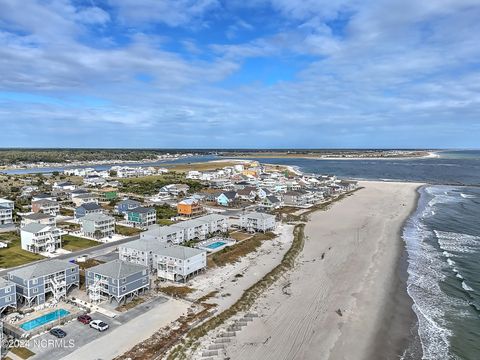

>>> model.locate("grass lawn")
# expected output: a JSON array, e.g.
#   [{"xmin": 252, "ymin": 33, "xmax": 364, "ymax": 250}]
[
  {"xmin": 62, "ymin": 235, "xmax": 99, "ymax": 252},
  {"xmin": 0, "ymin": 232, "xmax": 44, "ymax": 268},
  {"xmin": 157, "ymin": 219, "xmax": 174, "ymax": 226},
  {"xmin": 10, "ymin": 346, "xmax": 35, "ymax": 359},
  {"xmin": 115, "ymin": 225, "xmax": 143, "ymax": 236}
]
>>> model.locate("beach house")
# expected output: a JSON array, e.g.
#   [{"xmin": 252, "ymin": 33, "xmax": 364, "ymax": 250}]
[
  {"xmin": 74, "ymin": 202, "xmax": 103, "ymax": 219},
  {"xmin": 177, "ymin": 198, "xmax": 204, "ymax": 217},
  {"xmin": 0, "ymin": 278, "xmax": 17, "ymax": 314},
  {"xmin": 21, "ymin": 213, "xmax": 56, "ymax": 228},
  {"xmin": 86, "ymin": 260, "xmax": 149, "ymax": 304},
  {"xmin": 125, "ymin": 206, "xmax": 156, "ymax": 228},
  {"xmin": 7, "ymin": 260, "xmax": 79, "ymax": 307},
  {"xmin": 79, "ymin": 213, "xmax": 115, "ymax": 239},
  {"xmin": 240, "ymin": 212, "xmax": 277, "ymax": 233},
  {"xmin": 71, "ymin": 193, "xmax": 99, "ymax": 207},
  {"xmin": 0, "ymin": 198, "xmax": 14, "ymax": 225},
  {"xmin": 31, "ymin": 199, "xmax": 60, "ymax": 216},
  {"xmin": 20, "ymin": 223, "xmax": 62, "ymax": 253},
  {"xmin": 115, "ymin": 199, "xmax": 141, "ymax": 214},
  {"xmin": 141, "ymin": 225, "xmax": 185, "ymax": 244}
]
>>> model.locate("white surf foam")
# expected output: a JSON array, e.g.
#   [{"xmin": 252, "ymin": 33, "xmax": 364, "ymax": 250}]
[{"xmin": 462, "ymin": 281, "xmax": 474, "ymax": 292}]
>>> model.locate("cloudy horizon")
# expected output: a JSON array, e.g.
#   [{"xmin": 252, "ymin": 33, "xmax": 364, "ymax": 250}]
[{"xmin": 0, "ymin": 0, "xmax": 479, "ymax": 148}]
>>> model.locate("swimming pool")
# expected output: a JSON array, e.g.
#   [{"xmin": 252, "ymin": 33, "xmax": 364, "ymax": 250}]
[
  {"xmin": 206, "ymin": 241, "xmax": 226, "ymax": 249},
  {"xmin": 20, "ymin": 309, "xmax": 70, "ymax": 331}
]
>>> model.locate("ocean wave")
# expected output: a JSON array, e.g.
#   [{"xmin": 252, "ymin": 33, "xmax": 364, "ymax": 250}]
[
  {"xmin": 462, "ymin": 281, "xmax": 474, "ymax": 292},
  {"xmin": 434, "ymin": 230, "xmax": 480, "ymax": 254},
  {"xmin": 460, "ymin": 193, "xmax": 476, "ymax": 199}
]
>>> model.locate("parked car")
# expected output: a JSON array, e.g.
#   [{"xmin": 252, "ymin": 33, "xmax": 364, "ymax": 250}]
[
  {"xmin": 50, "ymin": 328, "xmax": 67, "ymax": 338},
  {"xmin": 77, "ymin": 314, "xmax": 92, "ymax": 324},
  {"xmin": 90, "ymin": 320, "xmax": 109, "ymax": 332}
]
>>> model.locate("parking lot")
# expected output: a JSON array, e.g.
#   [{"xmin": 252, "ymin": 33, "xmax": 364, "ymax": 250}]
[{"xmin": 29, "ymin": 296, "xmax": 169, "ymax": 359}]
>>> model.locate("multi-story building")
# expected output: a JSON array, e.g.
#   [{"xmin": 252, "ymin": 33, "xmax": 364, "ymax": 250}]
[
  {"xmin": 0, "ymin": 198, "xmax": 14, "ymax": 225},
  {"xmin": 125, "ymin": 207, "xmax": 156, "ymax": 228},
  {"xmin": 119, "ymin": 238, "xmax": 169, "ymax": 271},
  {"xmin": 72, "ymin": 193, "xmax": 99, "ymax": 207},
  {"xmin": 7, "ymin": 260, "xmax": 79, "ymax": 306},
  {"xmin": 21, "ymin": 213, "xmax": 56, "ymax": 228},
  {"xmin": 154, "ymin": 245, "xmax": 206, "ymax": 282},
  {"xmin": 0, "ymin": 278, "xmax": 17, "ymax": 314},
  {"xmin": 20, "ymin": 223, "xmax": 62, "ymax": 253},
  {"xmin": 177, "ymin": 198, "xmax": 204, "ymax": 217},
  {"xmin": 31, "ymin": 199, "xmax": 60, "ymax": 216},
  {"xmin": 140, "ymin": 213, "xmax": 229, "ymax": 244},
  {"xmin": 96, "ymin": 188, "xmax": 118, "ymax": 202},
  {"xmin": 141, "ymin": 226, "xmax": 185, "ymax": 244},
  {"xmin": 79, "ymin": 213, "xmax": 115, "ymax": 239},
  {"xmin": 75, "ymin": 202, "xmax": 103, "ymax": 219},
  {"xmin": 240, "ymin": 212, "xmax": 276, "ymax": 233},
  {"xmin": 86, "ymin": 260, "xmax": 149, "ymax": 303},
  {"xmin": 115, "ymin": 199, "xmax": 141, "ymax": 214}
]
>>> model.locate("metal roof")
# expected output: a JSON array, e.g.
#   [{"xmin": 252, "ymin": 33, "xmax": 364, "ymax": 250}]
[
  {"xmin": 78, "ymin": 202, "xmax": 102, "ymax": 211},
  {"xmin": 88, "ymin": 259, "xmax": 147, "ymax": 279},
  {"xmin": 241, "ymin": 212, "xmax": 276, "ymax": 221},
  {"xmin": 154, "ymin": 244, "xmax": 205, "ymax": 260},
  {"xmin": 22, "ymin": 213, "xmax": 52, "ymax": 220}
]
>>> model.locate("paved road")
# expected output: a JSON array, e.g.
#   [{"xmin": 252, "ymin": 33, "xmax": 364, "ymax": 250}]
[{"xmin": 0, "ymin": 235, "xmax": 140, "ymax": 277}]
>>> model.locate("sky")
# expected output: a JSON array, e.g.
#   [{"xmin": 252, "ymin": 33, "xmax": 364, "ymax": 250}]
[{"xmin": 0, "ymin": 0, "xmax": 479, "ymax": 149}]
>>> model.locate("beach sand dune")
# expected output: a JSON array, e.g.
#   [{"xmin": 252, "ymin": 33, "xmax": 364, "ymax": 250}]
[{"xmin": 225, "ymin": 181, "xmax": 420, "ymax": 360}]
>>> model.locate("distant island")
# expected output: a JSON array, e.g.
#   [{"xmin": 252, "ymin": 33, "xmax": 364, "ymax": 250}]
[{"xmin": 218, "ymin": 149, "xmax": 437, "ymax": 160}]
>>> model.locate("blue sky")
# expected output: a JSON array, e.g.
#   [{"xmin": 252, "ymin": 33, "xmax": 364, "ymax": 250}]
[{"xmin": 0, "ymin": 0, "xmax": 479, "ymax": 148}]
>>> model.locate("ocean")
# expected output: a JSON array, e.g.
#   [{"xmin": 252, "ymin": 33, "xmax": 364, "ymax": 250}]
[
  {"xmin": 242, "ymin": 150, "xmax": 480, "ymax": 360},
  {"xmin": 4, "ymin": 149, "xmax": 480, "ymax": 359}
]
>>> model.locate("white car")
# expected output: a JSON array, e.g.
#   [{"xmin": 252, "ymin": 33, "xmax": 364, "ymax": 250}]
[{"xmin": 89, "ymin": 320, "xmax": 109, "ymax": 332}]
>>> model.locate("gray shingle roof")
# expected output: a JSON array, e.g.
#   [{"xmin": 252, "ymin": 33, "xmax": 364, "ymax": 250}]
[
  {"xmin": 80, "ymin": 213, "xmax": 114, "ymax": 222},
  {"xmin": 0, "ymin": 277, "xmax": 13, "ymax": 288},
  {"xmin": 88, "ymin": 259, "xmax": 147, "ymax": 279},
  {"xmin": 21, "ymin": 223, "xmax": 51, "ymax": 233},
  {"xmin": 8, "ymin": 259, "xmax": 78, "ymax": 280},
  {"xmin": 128, "ymin": 206, "xmax": 155, "ymax": 214},
  {"xmin": 22, "ymin": 213, "xmax": 52, "ymax": 220},
  {"xmin": 154, "ymin": 245, "xmax": 205, "ymax": 260},
  {"xmin": 242, "ymin": 212, "xmax": 276, "ymax": 221},
  {"xmin": 78, "ymin": 202, "xmax": 102, "ymax": 211}
]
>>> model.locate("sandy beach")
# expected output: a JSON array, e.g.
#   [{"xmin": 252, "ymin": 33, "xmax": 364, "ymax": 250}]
[{"xmin": 219, "ymin": 181, "xmax": 421, "ymax": 360}]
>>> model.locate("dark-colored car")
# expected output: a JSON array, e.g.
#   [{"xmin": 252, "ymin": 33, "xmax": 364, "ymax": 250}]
[
  {"xmin": 77, "ymin": 314, "xmax": 92, "ymax": 324},
  {"xmin": 50, "ymin": 328, "xmax": 67, "ymax": 338}
]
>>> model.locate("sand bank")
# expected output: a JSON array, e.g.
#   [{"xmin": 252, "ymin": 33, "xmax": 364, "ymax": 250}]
[{"xmin": 221, "ymin": 181, "xmax": 420, "ymax": 360}]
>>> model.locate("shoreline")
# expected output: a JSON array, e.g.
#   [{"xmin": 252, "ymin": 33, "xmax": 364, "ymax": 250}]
[
  {"xmin": 216, "ymin": 180, "xmax": 421, "ymax": 360},
  {"xmin": 365, "ymin": 185, "xmax": 421, "ymax": 360}
]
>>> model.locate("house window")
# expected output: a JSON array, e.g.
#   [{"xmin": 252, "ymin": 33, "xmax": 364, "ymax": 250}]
[
  {"xmin": 72, "ymin": 275, "xmax": 76, "ymax": 280},
  {"xmin": 9, "ymin": 274, "xmax": 13, "ymax": 280},
  {"xmin": 122, "ymin": 286, "xmax": 126, "ymax": 292},
  {"xmin": 5, "ymin": 296, "xmax": 11, "ymax": 302},
  {"xmin": 6, "ymin": 286, "xmax": 11, "ymax": 293},
  {"xmin": 142, "ymin": 270, "xmax": 147, "ymax": 275},
  {"xmin": 33, "ymin": 288, "xmax": 38, "ymax": 293},
  {"xmin": 122, "ymin": 278, "xmax": 126, "ymax": 283},
  {"xmin": 71, "ymin": 268, "xmax": 75, "ymax": 273},
  {"xmin": 32, "ymin": 278, "xmax": 38, "ymax": 285}
]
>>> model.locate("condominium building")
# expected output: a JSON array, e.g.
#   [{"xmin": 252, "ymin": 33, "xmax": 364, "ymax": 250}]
[
  {"xmin": 7, "ymin": 260, "xmax": 79, "ymax": 307},
  {"xmin": 240, "ymin": 212, "xmax": 276, "ymax": 233},
  {"xmin": 0, "ymin": 278, "xmax": 17, "ymax": 314},
  {"xmin": 86, "ymin": 260, "xmax": 149, "ymax": 303}
]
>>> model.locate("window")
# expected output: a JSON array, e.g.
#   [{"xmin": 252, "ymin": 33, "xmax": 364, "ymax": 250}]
[
  {"xmin": 122, "ymin": 286, "xmax": 126, "ymax": 292},
  {"xmin": 72, "ymin": 275, "xmax": 76, "ymax": 280},
  {"xmin": 142, "ymin": 270, "xmax": 147, "ymax": 275},
  {"xmin": 33, "ymin": 288, "xmax": 38, "ymax": 293},
  {"xmin": 32, "ymin": 278, "xmax": 38, "ymax": 285},
  {"xmin": 5, "ymin": 296, "xmax": 11, "ymax": 302},
  {"xmin": 5, "ymin": 286, "xmax": 11, "ymax": 293},
  {"xmin": 71, "ymin": 268, "xmax": 75, "ymax": 273},
  {"xmin": 122, "ymin": 278, "xmax": 126, "ymax": 283}
]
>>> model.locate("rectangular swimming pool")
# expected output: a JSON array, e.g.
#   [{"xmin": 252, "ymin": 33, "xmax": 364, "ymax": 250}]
[
  {"xmin": 20, "ymin": 309, "xmax": 70, "ymax": 331},
  {"xmin": 206, "ymin": 241, "xmax": 226, "ymax": 249}
]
